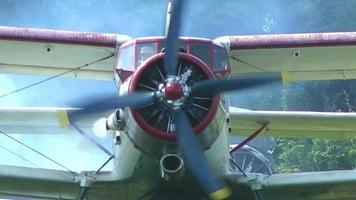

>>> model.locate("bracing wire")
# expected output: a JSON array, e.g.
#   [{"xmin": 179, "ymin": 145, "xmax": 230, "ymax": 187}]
[
  {"xmin": 0, "ymin": 144, "xmax": 39, "ymax": 168},
  {"xmin": 0, "ymin": 130, "xmax": 75, "ymax": 175},
  {"xmin": 0, "ymin": 54, "xmax": 114, "ymax": 98}
]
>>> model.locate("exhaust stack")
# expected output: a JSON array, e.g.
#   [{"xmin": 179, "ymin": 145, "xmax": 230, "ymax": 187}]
[{"xmin": 160, "ymin": 154, "xmax": 184, "ymax": 181}]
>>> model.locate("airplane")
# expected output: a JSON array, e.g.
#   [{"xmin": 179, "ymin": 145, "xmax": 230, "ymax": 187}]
[{"xmin": 1, "ymin": 0, "xmax": 356, "ymax": 199}]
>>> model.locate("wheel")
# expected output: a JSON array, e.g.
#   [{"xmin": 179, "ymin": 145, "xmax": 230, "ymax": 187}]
[{"xmin": 229, "ymin": 145, "xmax": 273, "ymax": 175}]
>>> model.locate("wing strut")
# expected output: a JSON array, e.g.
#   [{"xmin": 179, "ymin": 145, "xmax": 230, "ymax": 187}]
[
  {"xmin": 230, "ymin": 123, "xmax": 269, "ymax": 154},
  {"xmin": 229, "ymin": 123, "xmax": 269, "ymax": 178},
  {"xmin": 76, "ymin": 178, "xmax": 94, "ymax": 200},
  {"xmin": 76, "ymin": 153, "xmax": 114, "ymax": 200},
  {"xmin": 76, "ymin": 187, "xmax": 89, "ymax": 200}
]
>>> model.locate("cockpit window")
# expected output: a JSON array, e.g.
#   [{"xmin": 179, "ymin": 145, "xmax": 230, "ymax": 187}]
[
  {"xmin": 136, "ymin": 42, "xmax": 157, "ymax": 65},
  {"xmin": 191, "ymin": 43, "xmax": 210, "ymax": 65},
  {"xmin": 159, "ymin": 40, "xmax": 188, "ymax": 53},
  {"xmin": 118, "ymin": 45, "xmax": 135, "ymax": 71},
  {"xmin": 213, "ymin": 46, "xmax": 230, "ymax": 74}
]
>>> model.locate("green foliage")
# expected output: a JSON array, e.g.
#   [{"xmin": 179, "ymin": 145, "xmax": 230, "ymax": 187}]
[
  {"xmin": 274, "ymin": 80, "xmax": 356, "ymax": 173},
  {"xmin": 274, "ymin": 138, "xmax": 356, "ymax": 172},
  {"xmin": 259, "ymin": 0, "xmax": 356, "ymax": 173}
]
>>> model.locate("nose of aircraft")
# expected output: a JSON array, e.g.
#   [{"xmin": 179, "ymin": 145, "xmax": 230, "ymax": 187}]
[{"xmin": 164, "ymin": 81, "xmax": 184, "ymax": 100}]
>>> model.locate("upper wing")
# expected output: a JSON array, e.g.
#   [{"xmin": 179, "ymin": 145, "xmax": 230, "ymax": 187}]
[
  {"xmin": 0, "ymin": 26, "xmax": 131, "ymax": 80},
  {"xmin": 229, "ymin": 107, "xmax": 356, "ymax": 139},
  {"xmin": 215, "ymin": 32, "xmax": 356, "ymax": 82},
  {"xmin": 228, "ymin": 170, "xmax": 356, "ymax": 200}
]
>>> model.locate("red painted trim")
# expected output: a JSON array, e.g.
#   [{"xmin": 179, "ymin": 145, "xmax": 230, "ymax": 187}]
[
  {"xmin": 0, "ymin": 26, "xmax": 119, "ymax": 47},
  {"xmin": 229, "ymin": 123, "xmax": 269, "ymax": 154},
  {"xmin": 121, "ymin": 37, "xmax": 165, "ymax": 48},
  {"xmin": 188, "ymin": 41, "xmax": 192, "ymax": 54},
  {"xmin": 156, "ymin": 42, "xmax": 160, "ymax": 54},
  {"xmin": 115, "ymin": 44, "xmax": 135, "ymax": 82},
  {"xmin": 119, "ymin": 41, "xmax": 134, "ymax": 49},
  {"xmin": 129, "ymin": 53, "xmax": 219, "ymax": 141},
  {"xmin": 134, "ymin": 40, "xmax": 139, "ymax": 68},
  {"xmin": 119, "ymin": 37, "xmax": 228, "ymax": 78},
  {"xmin": 157, "ymin": 40, "xmax": 163, "ymax": 51},
  {"xmin": 211, "ymin": 45, "xmax": 231, "ymax": 76},
  {"xmin": 209, "ymin": 42, "xmax": 213, "ymax": 67},
  {"xmin": 189, "ymin": 40, "xmax": 214, "ymax": 66},
  {"xmin": 181, "ymin": 37, "xmax": 212, "ymax": 44},
  {"xmin": 187, "ymin": 39, "xmax": 211, "ymax": 45},
  {"xmin": 229, "ymin": 32, "xmax": 356, "ymax": 49},
  {"xmin": 115, "ymin": 45, "xmax": 125, "ymax": 71},
  {"xmin": 132, "ymin": 40, "xmax": 161, "ymax": 68},
  {"xmin": 122, "ymin": 37, "xmax": 213, "ymax": 49}
]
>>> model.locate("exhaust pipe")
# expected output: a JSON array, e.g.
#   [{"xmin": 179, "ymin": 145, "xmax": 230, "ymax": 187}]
[{"xmin": 160, "ymin": 154, "xmax": 185, "ymax": 181}]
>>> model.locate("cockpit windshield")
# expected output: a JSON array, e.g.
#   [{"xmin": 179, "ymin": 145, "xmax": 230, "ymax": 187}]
[
  {"xmin": 136, "ymin": 42, "xmax": 157, "ymax": 65},
  {"xmin": 116, "ymin": 38, "xmax": 231, "ymax": 82}
]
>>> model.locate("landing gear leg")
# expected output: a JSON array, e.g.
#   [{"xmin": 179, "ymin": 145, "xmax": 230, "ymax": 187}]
[
  {"xmin": 230, "ymin": 123, "xmax": 269, "ymax": 154},
  {"xmin": 77, "ymin": 187, "xmax": 90, "ymax": 200},
  {"xmin": 76, "ymin": 178, "xmax": 93, "ymax": 200}
]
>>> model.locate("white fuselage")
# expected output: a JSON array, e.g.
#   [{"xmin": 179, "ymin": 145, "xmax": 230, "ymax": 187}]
[{"xmin": 107, "ymin": 78, "xmax": 231, "ymax": 181}]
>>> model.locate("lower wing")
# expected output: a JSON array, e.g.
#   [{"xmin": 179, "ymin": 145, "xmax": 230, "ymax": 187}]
[
  {"xmin": 227, "ymin": 170, "xmax": 356, "ymax": 200},
  {"xmin": 229, "ymin": 106, "xmax": 356, "ymax": 139}
]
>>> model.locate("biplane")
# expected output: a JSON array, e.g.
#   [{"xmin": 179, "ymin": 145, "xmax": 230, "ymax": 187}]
[{"xmin": 1, "ymin": 0, "xmax": 356, "ymax": 199}]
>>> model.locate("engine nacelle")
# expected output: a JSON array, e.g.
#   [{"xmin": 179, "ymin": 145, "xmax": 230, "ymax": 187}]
[{"xmin": 118, "ymin": 53, "xmax": 227, "ymax": 156}]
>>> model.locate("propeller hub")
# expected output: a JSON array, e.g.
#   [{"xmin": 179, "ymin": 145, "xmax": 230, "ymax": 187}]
[
  {"xmin": 157, "ymin": 76, "xmax": 190, "ymax": 110},
  {"xmin": 164, "ymin": 81, "xmax": 184, "ymax": 100}
]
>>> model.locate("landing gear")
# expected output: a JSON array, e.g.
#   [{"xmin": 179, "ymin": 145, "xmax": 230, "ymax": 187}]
[
  {"xmin": 76, "ymin": 187, "xmax": 90, "ymax": 200},
  {"xmin": 76, "ymin": 177, "xmax": 94, "ymax": 200},
  {"xmin": 230, "ymin": 145, "xmax": 273, "ymax": 175},
  {"xmin": 229, "ymin": 123, "xmax": 273, "ymax": 175}
]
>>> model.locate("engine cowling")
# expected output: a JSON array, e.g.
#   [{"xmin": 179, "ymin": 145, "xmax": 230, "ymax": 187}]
[
  {"xmin": 123, "ymin": 53, "xmax": 225, "ymax": 156},
  {"xmin": 129, "ymin": 53, "xmax": 219, "ymax": 141}
]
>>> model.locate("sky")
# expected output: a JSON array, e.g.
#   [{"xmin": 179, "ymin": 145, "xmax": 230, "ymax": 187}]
[{"xmin": 0, "ymin": 0, "xmax": 312, "ymax": 38}]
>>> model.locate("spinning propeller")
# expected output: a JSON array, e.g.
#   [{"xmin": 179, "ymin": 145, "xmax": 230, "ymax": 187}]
[{"xmin": 70, "ymin": 0, "xmax": 279, "ymax": 199}]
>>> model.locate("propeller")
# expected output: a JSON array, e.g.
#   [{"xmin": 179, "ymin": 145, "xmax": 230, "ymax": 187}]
[
  {"xmin": 191, "ymin": 75, "xmax": 280, "ymax": 96},
  {"xmin": 163, "ymin": 0, "xmax": 183, "ymax": 76},
  {"xmin": 174, "ymin": 110, "xmax": 231, "ymax": 199},
  {"xmin": 69, "ymin": 0, "xmax": 280, "ymax": 199},
  {"xmin": 69, "ymin": 91, "xmax": 155, "ymax": 119}
]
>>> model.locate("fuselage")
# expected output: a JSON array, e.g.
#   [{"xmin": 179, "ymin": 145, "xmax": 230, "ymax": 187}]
[{"xmin": 103, "ymin": 37, "xmax": 232, "ymax": 194}]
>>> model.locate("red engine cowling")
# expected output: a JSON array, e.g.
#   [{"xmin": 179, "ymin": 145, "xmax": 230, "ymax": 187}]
[
  {"xmin": 120, "ymin": 52, "xmax": 226, "ymax": 157},
  {"xmin": 129, "ymin": 53, "xmax": 219, "ymax": 141}
]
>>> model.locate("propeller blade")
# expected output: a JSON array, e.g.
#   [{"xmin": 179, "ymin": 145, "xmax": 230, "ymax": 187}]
[
  {"xmin": 191, "ymin": 75, "xmax": 281, "ymax": 96},
  {"xmin": 164, "ymin": 0, "xmax": 173, "ymax": 35},
  {"xmin": 174, "ymin": 110, "xmax": 231, "ymax": 199},
  {"xmin": 69, "ymin": 91, "xmax": 156, "ymax": 119},
  {"xmin": 164, "ymin": 0, "xmax": 184, "ymax": 76}
]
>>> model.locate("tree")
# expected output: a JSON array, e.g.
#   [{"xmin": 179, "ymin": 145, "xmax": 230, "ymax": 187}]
[{"xmin": 274, "ymin": 80, "xmax": 356, "ymax": 172}]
